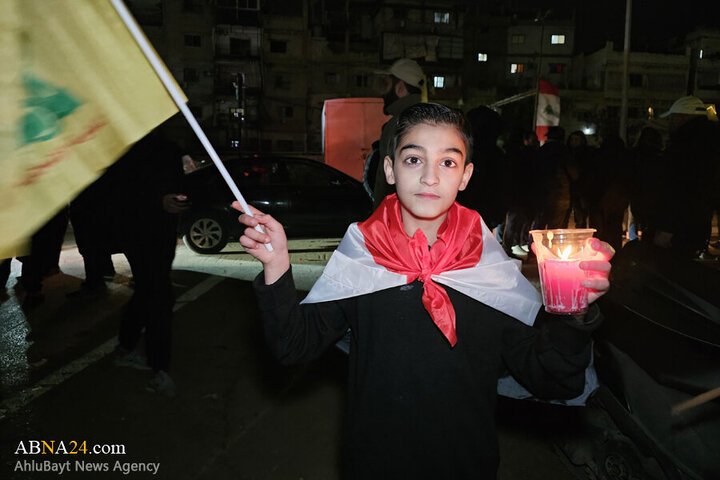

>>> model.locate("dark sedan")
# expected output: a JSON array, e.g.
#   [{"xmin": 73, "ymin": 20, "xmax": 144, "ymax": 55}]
[{"xmin": 179, "ymin": 156, "xmax": 373, "ymax": 253}]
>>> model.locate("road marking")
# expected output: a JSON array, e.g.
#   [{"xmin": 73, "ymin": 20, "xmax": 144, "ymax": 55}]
[{"xmin": 0, "ymin": 276, "xmax": 224, "ymax": 420}]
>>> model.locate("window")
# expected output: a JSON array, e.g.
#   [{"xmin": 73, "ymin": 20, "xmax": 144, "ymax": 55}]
[
  {"xmin": 325, "ymin": 73, "xmax": 340, "ymax": 85},
  {"xmin": 511, "ymin": 34, "xmax": 525, "ymax": 44},
  {"xmin": 630, "ymin": 74, "xmax": 643, "ymax": 87},
  {"xmin": 510, "ymin": 63, "xmax": 524, "ymax": 74},
  {"xmin": 433, "ymin": 76, "xmax": 445, "ymax": 88},
  {"xmin": 279, "ymin": 106, "xmax": 294, "ymax": 118},
  {"xmin": 551, "ymin": 34, "xmax": 566, "ymax": 44},
  {"xmin": 183, "ymin": 0, "xmax": 202, "ymax": 13},
  {"xmin": 699, "ymin": 49, "xmax": 704, "ymax": 59},
  {"xmin": 434, "ymin": 12, "xmax": 450, "ymax": 24},
  {"xmin": 548, "ymin": 63, "xmax": 564, "ymax": 74},
  {"xmin": 270, "ymin": 40, "xmax": 287, "ymax": 53},
  {"xmin": 183, "ymin": 68, "xmax": 199, "ymax": 82},
  {"xmin": 477, "ymin": 53, "xmax": 488, "ymax": 62},
  {"xmin": 184, "ymin": 34, "xmax": 201, "ymax": 47},
  {"xmin": 355, "ymin": 75, "xmax": 369, "ymax": 87},
  {"xmin": 274, "ymin": 74, "xmax": 291, "ymax": 89},
  {"xmin": 230, "ymin": 38, "xmax": 251, "ymax": 57}
]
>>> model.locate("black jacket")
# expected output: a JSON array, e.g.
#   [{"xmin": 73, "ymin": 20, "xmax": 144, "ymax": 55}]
[{"xmin": 254, "ymin": 268, "xmax": 601, "ymax": 479}]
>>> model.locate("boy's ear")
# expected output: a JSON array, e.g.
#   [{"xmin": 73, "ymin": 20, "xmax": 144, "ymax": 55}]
[
  {"xmin": 383, "ymin": 155, "xmax": 396, "ymax": 185},
  {"xmin": 395, "ymin": 81, "xmax": 408, "ymax": 98},
  {"xmin": 458, "ymin": 163, "xmax": 474, "ymax": 191}
]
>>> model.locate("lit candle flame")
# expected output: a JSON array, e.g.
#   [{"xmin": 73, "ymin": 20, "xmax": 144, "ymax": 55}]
[{"xmin": 557, "ymin": 245, "xmax": 573, "ymax": 260}]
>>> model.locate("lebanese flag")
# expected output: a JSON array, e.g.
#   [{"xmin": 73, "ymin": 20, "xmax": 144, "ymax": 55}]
[
  {"xmin": 301, "ymin": 195, "xmax": 598, "ymax": 405},
  {"xmin": 535, "ymin": 79, "xmax": 560, "ymax": 144}
]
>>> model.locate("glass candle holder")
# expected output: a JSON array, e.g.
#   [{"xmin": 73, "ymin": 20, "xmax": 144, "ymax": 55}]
[{"xmin": 529, "ymin": 229, "xmax": 596, "ymax": 314}]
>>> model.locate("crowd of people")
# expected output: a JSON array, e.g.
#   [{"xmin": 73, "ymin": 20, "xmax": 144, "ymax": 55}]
[
  {"xmin": 381, "ymin": 93, "xmax": 719, "ymax": 261},
  {"xmin": 2, "ymin": 124, "xmax": 189, "ymax": 397}
]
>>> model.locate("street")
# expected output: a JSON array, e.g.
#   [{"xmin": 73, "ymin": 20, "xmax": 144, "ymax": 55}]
[{"xmin": 1, "ymin": 233, "xmax": 592, "ymax": 480}]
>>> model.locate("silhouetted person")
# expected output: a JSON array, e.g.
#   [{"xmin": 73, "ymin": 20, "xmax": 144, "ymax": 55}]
[
  {"xmin": 502, "ymin": 128, "xmax": 537, "ymax": 255},
  {"xmin": 653, "ymin": 96, "xmax": 720, "ymax": 257},
  {"xmin": 457, "ymin": 106, "xmax": 510, "ymax": 232},
  {"xmin": 629, "ymin": 126, "xmax": 664, "ymax": 243},
  {"xmin": 531, "ymin": 126, "xmax": 571, "ymax": 230},
  {"xmin": 110, "ymin": 127, "xmax": 189, "ymax": 396},
  {"xmin": 370, "ymin": 58, "xmax": 425, "ymax": 208},
  {"xmin": 587, "ymin": 132, "xmax": 632, "ymax": 253},
  {"xmin": 566, "ymin": 130, "xmax": 595, "ymax": 228},
  {"xmin": 68, "ymin": 175, "xmax": 116, "ymax": 298}
]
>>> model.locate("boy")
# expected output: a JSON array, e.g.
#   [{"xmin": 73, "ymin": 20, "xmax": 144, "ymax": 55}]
[{"xmin": 235, "ymin": 103, "xmax": 613, "ymax": 479}]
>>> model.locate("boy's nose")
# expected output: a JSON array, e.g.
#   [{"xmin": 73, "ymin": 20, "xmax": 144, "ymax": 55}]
[{"xmin": 420, "ymin": 164, "xmax": 439, "ymax": 186}]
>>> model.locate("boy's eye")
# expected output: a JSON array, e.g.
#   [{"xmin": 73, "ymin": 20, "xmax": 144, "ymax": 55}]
[
  {"xmin": 441, "ymin": 159, "xmax": 457, "ymax": 167},
  {"xmin": 404, "ymin": 156, "xmax": 422, "ymax": 165}
]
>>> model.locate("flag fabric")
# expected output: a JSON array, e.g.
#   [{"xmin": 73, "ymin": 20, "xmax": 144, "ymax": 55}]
[
  {"xmin": 535, "ymin": 79, "xmax": 560, "ymax": 144},
  {"xmin": 0, "ymin": 0, "xmax": 181, "ymax": 258},
  {"xmin": 301, "ymin": 196, "xmax": 598, "ymax": 405}
]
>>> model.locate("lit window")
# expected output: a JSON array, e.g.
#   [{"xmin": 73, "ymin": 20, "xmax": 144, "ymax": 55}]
[
  {"xmin": 548, "ymin": 63, "xmax": 564, "ymax": 74},
  {"xmin": 434, "ymin": 12, "xmax": 450, "ymax": 24},
  {"xmin": 551, "ymin": 34, "xmax": 566, "ymax": 44},
  {"xmin": 511, "ymin": 34, "xmax": 525, "ymax": 44},
  {"xmin": 478, "ymin": 53, "xmax": 488, "ymax": 62},
  {"xmin": 510, "ymin": 63, "xmax": 524, "ymax": 74},
  {"xmin": 433, "ymin": 76, "xmax": 445, "ymax": 88},
  {"xmin": 699, "ymin": 49, "xmax": 704, "ymax": 59}
]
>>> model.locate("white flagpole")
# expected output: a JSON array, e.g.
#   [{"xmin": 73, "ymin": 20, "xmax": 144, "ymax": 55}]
[{"xmin": 110, "ymin": 0, "xmax": 272, "ymax": 251}]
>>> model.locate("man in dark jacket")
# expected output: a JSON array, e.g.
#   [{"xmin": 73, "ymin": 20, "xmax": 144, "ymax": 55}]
[
  {"xmin": 653, "ymin": 96, "xmax": 720, "ymax": 258},
  {"xmin": 370, "ymin": 58, "xmax": 425, "ymax": 208},
  {"xmin": 109, "ymin": 127, "xmax": 189, "ymax": 396}
]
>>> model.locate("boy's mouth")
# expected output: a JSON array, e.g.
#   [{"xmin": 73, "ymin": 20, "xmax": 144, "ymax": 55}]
[{"xmin": 416, "ymin": 192, "xmax": 440, "ymax": 199}]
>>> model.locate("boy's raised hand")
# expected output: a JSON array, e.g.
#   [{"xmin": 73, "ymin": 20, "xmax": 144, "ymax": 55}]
[
  {"xmin": 579, "ymin": 237, "xmax": 614, "ymax": 305},
  {"xmin": 232, "ymin": 202, "xmax": 290, "ymax": 285}
]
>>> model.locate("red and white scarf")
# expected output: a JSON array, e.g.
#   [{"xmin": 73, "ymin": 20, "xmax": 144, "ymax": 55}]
[
  {"xmin": 303, "ymin": 194, "xmax": 542, "ymax": 343},
  {"xmin": 301, "ymin": 194, "xmax": 597, "ymax": 405}
]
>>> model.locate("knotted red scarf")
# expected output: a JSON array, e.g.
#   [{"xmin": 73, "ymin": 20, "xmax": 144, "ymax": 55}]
[{"xmin": 358, "ymin": 194, "xmax": 484, "ymax": 346}]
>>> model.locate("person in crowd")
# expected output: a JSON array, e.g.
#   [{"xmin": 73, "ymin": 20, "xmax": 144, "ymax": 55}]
[
  {"xmin": 586, "ymin": 131, "xmax": 632, "ymax": 253},
  {"xmin": 456, "ymin": 106, "xmax": 510, "ymax": 233},
  {"xmin": 501, "ymin": 128, "xmax": 537, "ymax": 257},
  {"xmin": 68, "ymin": 175, "xmax": 117, "ymax": 299},
  {"xmin": 6, "ymin": 208, "xmax": 70, "ymax": 308},
  {"xmin": 628, "ymin": 126, "xmax": 664, "ymax": 243},
  {"xmin": 566, "ymin": 130, "xmax": 595, "ymax": 228},
  {"xmin": 234, "ymin": 103, "xmax": 614, "ymax": 479},
  {"xmin": 369, "ymin": 58, "xmax": 425, "ymax": 208},
  {"xmin": 110, "ymin": 126, "xmax": 190, "ymax": 397},
  {"xmin": 652, "ymin": 95, "xmax": 720, "ymax": 258},
  {"xmin": 531, "ymin": 126, "xmax": 571, "ymax": 230}
]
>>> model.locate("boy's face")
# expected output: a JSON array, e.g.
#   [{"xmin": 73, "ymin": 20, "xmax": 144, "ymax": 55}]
[{"xmin": 383, "ymin": 122, "xmax": 473, "ymax": 234}]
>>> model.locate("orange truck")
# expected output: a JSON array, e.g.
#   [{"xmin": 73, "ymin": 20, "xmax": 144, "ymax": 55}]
[{"xmin": 322, "ymin": 97, "xmax": 390, "ymax": 182}]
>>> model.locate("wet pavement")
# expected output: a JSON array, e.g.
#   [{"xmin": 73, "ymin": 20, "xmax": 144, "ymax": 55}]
[{"xmin": 8, "ymin": 228, "xmax": 718, "ymax": 480}]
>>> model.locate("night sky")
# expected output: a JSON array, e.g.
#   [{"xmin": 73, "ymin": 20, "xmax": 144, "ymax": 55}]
[{"xmin": 514, "ymin": 0, "xmax": 720, "ymax": 53}]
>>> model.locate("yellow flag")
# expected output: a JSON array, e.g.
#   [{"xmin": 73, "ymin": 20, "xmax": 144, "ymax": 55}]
[{"xmin": 0, "ymin": 0, "xmax": 182, "ymax": 258}]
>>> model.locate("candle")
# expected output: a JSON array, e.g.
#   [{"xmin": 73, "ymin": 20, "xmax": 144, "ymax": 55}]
[
  {"xmin": 530, "ymin": 229, "xmax": 596, "ymax": 315},
  {"xmin": 538, "ymin": 257, "xmax": 588, "ymax": 314}
]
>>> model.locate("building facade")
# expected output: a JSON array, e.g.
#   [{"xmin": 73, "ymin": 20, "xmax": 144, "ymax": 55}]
[{"xmin": 127, "ymin": 0, "xmax": 719, "ymax": 154}]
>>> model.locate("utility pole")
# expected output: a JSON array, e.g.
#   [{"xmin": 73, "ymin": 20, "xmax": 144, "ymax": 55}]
[
  {"xmin": 619, "ymin": 0, "xmax": 632, "ymax": 143},
  {"xmin": 233, "ymin": 72, "xmax": 246, "ymax": 158},
  {"xmin": 532, "ymin": 10, "xmax": 550, "ymax": 130}
]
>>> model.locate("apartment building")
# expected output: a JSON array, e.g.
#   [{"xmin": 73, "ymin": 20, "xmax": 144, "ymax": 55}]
[{"xmin": 127, "ymin": 0, "xmax": 718, "ymax": 153}]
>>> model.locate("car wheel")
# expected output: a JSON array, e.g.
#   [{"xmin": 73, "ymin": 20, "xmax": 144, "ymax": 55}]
[{"xmin": 183, "ymin": 212, "xmax": 228, "ymax": 254}]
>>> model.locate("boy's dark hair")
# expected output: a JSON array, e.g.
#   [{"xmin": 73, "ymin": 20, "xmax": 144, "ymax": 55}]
[{"xmin": 390, "ymin": 103, "xmax": 473, "ymax": 163}]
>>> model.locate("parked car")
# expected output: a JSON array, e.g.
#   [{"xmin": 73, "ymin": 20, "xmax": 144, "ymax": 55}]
[{"xmin": 179, "ymin": 156, "xmax": 373, "ymax": 253}]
